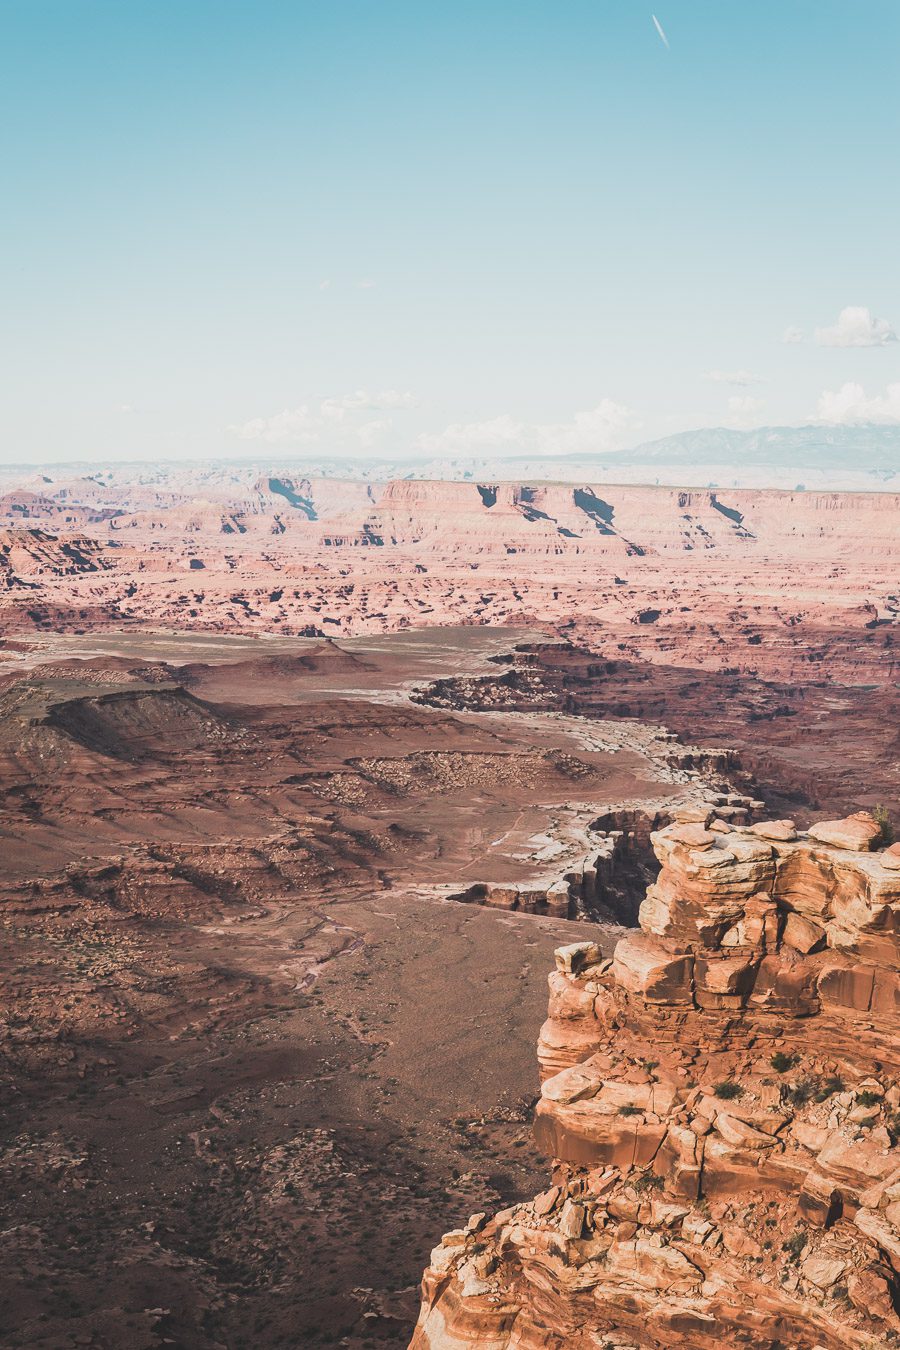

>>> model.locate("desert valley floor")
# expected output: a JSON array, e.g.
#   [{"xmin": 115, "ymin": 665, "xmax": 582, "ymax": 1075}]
[{"xmin": 0, "ymin": 625, "xmax": 713, "ymax": 1347}]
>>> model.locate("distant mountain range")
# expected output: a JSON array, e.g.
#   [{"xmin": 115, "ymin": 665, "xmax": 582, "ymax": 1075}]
[
  {"xmin": 2, "ymin": 423, "xmax": 899, "ymax": 493},
  {"xmin": 606, "ymin": 424, "xmax": 900, "ymax": 473},
  {"xmin": 375, "ymin": 423, "xmax": 900, "ymax": 490}
]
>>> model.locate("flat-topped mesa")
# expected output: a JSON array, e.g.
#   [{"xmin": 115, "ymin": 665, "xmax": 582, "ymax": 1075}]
[{"xmin": 410, "ymin": 813, "xmax": 900, "ymax": 1350}]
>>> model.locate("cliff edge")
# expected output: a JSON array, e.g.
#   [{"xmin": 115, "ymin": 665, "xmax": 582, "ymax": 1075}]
[{"xmin": 411, "ymin": 810, "xmax": 900, "ymax": 1349}]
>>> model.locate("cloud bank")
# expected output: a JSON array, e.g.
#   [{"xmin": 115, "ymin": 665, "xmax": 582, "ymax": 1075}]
[
  {"xmin": 813, "ymin": 306, "xmax": 897, "ymax": 348},
  {"xmin": 229, "ymin": 390, "xmax": 416, "ymax": 446},
  {"xmin": 417, "ymin": 400, "xmax": 639, "ymax": 457},
  {"xmin": 229, "ymin": 391, "xmax": 418, "ymax": 448},
  {"xmin": 816, "ymin": 381, "xmax": 900, "ymax": 424}
]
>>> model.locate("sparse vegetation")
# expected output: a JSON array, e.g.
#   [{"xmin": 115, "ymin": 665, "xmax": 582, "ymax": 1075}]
[
  {"xmin": 783, "ymin": 1229, "xmax": 808, "ymax": 1262},
  {"xmin": 619, "ymin": 1104, "xmax": 642, "ymax": 1117},
  {"xmin": 874, "ymin": 804, "xmax": 895, "ymax": 847},
  {"xmin": 632, "ymin": 1172, "xmax": 665, "ymax": 1193},
  {"xmin": 713, "ymin": 1079, "xmax": 743, "ymax": 1100},
  {"xmin": 783, "ymin": 1077, "xmax": 815, "ymax": 1106},
  {"xmin": 770, "ymin": 1051, "xmax": 799, "ymax": 1074},
  {"xmin": 815, "ymin": 1075, "xmax": 845, "ymax": 1101},
  {"xmin": 783, "ymin": 1073, "xmax": 843, "ymax": 1106}
]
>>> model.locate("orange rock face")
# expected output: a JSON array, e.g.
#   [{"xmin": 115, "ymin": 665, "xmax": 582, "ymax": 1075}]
[{"xmin": 410, "ymin": 812, "xmax": 900, "ymax": 1349}]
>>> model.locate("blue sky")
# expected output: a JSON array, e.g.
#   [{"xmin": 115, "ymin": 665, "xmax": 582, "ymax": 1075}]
[{"xmin": 2, "ymin": 0, "xmax": 899, "ymax": 463}]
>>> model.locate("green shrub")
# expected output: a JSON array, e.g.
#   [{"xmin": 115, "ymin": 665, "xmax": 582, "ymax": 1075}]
[
  {"xmin": 713, "ymin": 1079, "xmax": 743, "ymax": 1100},
  {"xmin": 619, "ymin": 1104, "xmax": 642, "ymax": 1117},
  {"xmin": 874, "ymin": 804, "xmax": 895, "ymax": 846},
  {"xmin": 784, "ymin": 1074, "xmax": 843, "ymax": 1106},
  {"xmin": 770, "ymin": 1051, "xmax": 798, "ymax": 1074},
  {"xmin": 815, "ymin": 1075, "xmax": 845, "ymax": 1101},
  {"xmin": 856, "ymin": 1089, "xmax": 882, "ymax": 1107},
  {"xmin": 632, "ymin": 1172, "xmax": 664, "ymax": 1192},
  {"xmin": 783, "ymin": 1229, "xmax": 807, "ymax": 1262}
]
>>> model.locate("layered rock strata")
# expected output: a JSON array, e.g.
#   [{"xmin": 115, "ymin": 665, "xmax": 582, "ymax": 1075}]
[
  {"xmin": 411, "ymin": 811, "xmax": 900, "ymax": 1349},
  {"xmin": 1, "ymin": 478, "xmax": 896, "ymax": 688},
  {"xmin": 445, "ymin": 793, "xmax": 762, "ymax": 923}
]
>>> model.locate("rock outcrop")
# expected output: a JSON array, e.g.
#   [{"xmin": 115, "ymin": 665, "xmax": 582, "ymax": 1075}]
[{"xmin": 410, "ymin": 811, "xmax": 900, "ymax": 1349}]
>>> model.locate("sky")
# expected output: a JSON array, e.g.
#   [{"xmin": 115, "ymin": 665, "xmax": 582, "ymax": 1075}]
[{"xmin": 1, "ymin": 0, "xmax": 899, "ymax": 464}]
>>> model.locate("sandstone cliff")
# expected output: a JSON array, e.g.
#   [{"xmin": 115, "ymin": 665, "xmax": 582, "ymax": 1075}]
[{"xmin": 411, "ymin": 811, "xmax": 900, "ymax": 1349}]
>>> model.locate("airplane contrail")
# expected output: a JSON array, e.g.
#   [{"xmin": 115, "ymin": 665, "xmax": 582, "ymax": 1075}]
[{"xmin": 651, "ymin": 14, "xmax": 670, "ymax": 48}]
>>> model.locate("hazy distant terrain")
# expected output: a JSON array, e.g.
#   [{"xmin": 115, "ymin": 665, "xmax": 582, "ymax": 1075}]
[{"xmin": 3, "ymin": 423, "xmax": 900, "ymax": 495}]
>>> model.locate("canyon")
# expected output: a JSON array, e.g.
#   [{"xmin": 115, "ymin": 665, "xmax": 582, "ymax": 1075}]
[
  {"xmin": 0, "ymin": 468, "xmax": 896, "ymax": 1348},
  {"xmin": 1, "ymin": 475, "xmax": 896, "ymax": 689}
]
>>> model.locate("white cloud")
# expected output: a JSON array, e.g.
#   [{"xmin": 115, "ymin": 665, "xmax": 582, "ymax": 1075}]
[
  {"xmin": 357, "ymin": 418, "xmax": 393, "ymax": 448},
  {"xmin": 703, "ymin": 369, "xmax": 763, "ymax": 386},
  {"xmin": 782, "ymin": 325, "xmax": 805, "ymax": 344},
  {"xmin": 813, "ymin": 306, "xmax": 897, "ymax": 348},
  {"xmin": 418, "ymin": 400, "xmax": 639, "ymax": 457},
  {"xmin": 358, "ymin": 279, "xmax": 377, "ymax": 289},
  {"xmin": 230, "ymin": 405, "xmax": 323, "ymax": 444},
  {"xmin": 228, "ymin": 390, "xmax": 414, "ymax": 446},
  {"xmin": 420, "ymin": 414, "xmax": 523, "ymax": 454},
  {"xmin": 322, "ymin": 389, "xmax": 418, "ymax": 412},
  {"xmin": 726, "ymin": 395, "xmax": 763, "ymax": 427},
  {"xmin": 816, "ymin": 380, "xmax": 900, "ymax": 424}
]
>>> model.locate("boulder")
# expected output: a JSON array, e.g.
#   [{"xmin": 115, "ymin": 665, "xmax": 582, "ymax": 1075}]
[
  {"xmin": 670, "ymin": 805, "xmax": 714, "ymax": 826},
  {"xmin": 694, "ymin": 953, "xmax": 760, "ymax": 1009},
  {"xmin": 555, "ymin": 941, "xmax": 604, "ymax": 975},
  {"xmin": 557, "ymin": 1198, "xmax": 585, "ymax": 1239},
  {"xmin": 798, "ymin": 1169, "xmax": 843, "ymax": 1227},
  {"xmin": 532, "ymin": 1186, "xmax": 560, "ymax": 1217},
  {"xmin": 713, "ymin": 1112, "xmax": 776, "ymax": 1151},
  {"xmin": 808, "ymin": 812, "xmax": 882, "ymax": 852},
  {"xmin": 782, "ymin": 911, "xmax": 826, "ymax": 953},
  {"xmin": 603, "ymin": 1239, "xmax": 702, "ymax": 1294},
  {"xmin": 855, "ymin": 1208, "xmax": 900, "ymax": 1274},
  {"xmin": 801, "ymin": 1253, "xmax": 846, "ymax": 1289},
  {"xmin": 541, "ymin": 1063, "xmax": 605, "ymax": 1106},
  {"xmin": 611, "ymin": 935, "xmax": 693, "ymax": 1005},
  {"xmin": 816, "ymin": 1133, "xmax": 898, "ymax": 1196},
  {"xmin": 748, "ymin": 819, "xmax": 798, "ymax": 842},
  {"xmin": 847, "ymin": 1267, "xmax": 897, "ymax": 1321},
  {"xmin": 666, "ymin": 822, "xmax": 719, "ymax": 848},
  {"xmin": 537, "ymin": 1014, "xmax": 605, "ymax": 1079}
]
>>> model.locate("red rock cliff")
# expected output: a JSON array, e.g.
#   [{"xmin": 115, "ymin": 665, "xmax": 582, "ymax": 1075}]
[{"xmin": 410, "ymin": 811, "xmax": 900, "ymax": 1349}]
